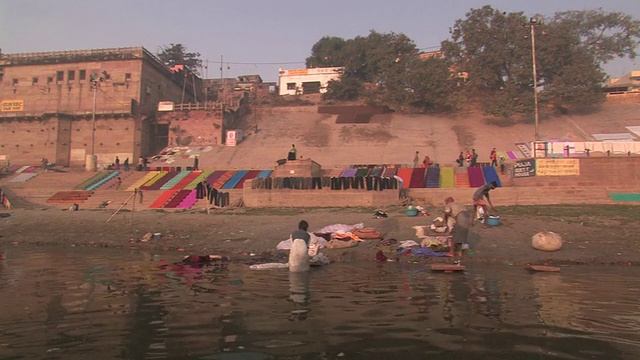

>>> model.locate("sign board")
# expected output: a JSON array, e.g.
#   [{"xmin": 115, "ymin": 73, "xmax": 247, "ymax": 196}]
[
  {"xmin": 1, "ymin": 99, "xmax": 24, "ymax": 112},
  {"xmin": 513, "ymin": 159, "xmax": 536, "ymax": 178},
  {"xmin": 157, "ymin": 101, "xmax": 175, "ymax": 112},
  {"xmin": 226, "ymin": 130, "xmax": 237, "ymax": 146},
  {"xmin": 226, "ymin": 130, "xmax": 244, "ymax": 147},
  {"xmin": 536, "ymin": 159, "xmax": 580, "ymax": 176},
  {"xmin": 286, "ymin": 69, "xmax": 309, "ymax": 76}
]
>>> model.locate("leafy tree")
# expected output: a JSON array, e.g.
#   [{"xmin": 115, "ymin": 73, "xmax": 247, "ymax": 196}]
[
  {"xmin": 323, "ymin": 76, "xmax": 363, "ymax": 101},
  {"xmin": 386, "ymin": 57, "xmax": 460, "ymax": 111},
  {"xmin": 306, "ymin": 36, "xmax": 348, "ymax": 68},
  {"xmin": 442, "ymin": 5, "xmax": 640, "ymax": 118},
  {"xmin": 317, "ymin": 31, "xmax": 457, "ymax": 109},
  {"xmin": 156, "ymin": 43, "xmax": 202, "ymax": 73}
]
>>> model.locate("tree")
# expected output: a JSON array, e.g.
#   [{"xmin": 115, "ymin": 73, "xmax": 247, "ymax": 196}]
[
  {"xmin": 156, "ymin": 43, "xmax": 202, "ymax": 73},
  {"xmin": 441, "ymin": 6, "xmax": 640, "ymax": 118},
  {"xmin": 316, "ymin": 31, "xmax": 456, "ymax": 108},
  {"xmin": 306, "ymin": 36, "xmax": 348, "ymax": 68},
  {"xmin": 386, "ymin": 57, "xmax": 460, "ymax": 111}
]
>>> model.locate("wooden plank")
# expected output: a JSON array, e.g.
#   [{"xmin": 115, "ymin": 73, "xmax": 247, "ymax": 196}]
[
  {"xmin": 527, "ymin": 265, "xmax": 561, "ymax": 272},
  {"xmin": 430, "ymin": 264, "xmax": 465, "ymax": 272}
]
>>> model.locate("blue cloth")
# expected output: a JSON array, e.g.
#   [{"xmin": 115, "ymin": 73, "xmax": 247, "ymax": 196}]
[{"xmin": 410, "ymin": 247, "xmax": 450, "ymax": 257}]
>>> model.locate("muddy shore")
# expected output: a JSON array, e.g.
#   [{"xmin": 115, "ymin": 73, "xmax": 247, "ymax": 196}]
[{"xmin": 2, "ymin": 205, "xmax": 639, "ymax": 268}]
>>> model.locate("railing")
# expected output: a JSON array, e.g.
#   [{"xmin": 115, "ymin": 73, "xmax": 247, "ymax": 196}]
[{"xmin": 173, "ymin": 99, "xmax": 241, "ymax": 111}]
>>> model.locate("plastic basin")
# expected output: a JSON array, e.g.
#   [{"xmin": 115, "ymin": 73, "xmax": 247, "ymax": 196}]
[
  {"xmin": 487, "ymin": 215, "xmax": 500, "ymax": 226},
  {"xmin": 405, "ymin": 208, "xmax": 419, "ymax": 217}
]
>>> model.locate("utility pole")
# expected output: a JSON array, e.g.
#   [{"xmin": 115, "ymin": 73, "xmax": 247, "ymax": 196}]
[
  {"xmin": 91, "ymin": 81, "xmax": 97, "ymax": 156},
  {"xmin": 87, "ymin": 72, "xmax": 106, "ymax": 171},
  {"xmin": 204, "ymin": 59, "xmax": 208, "ymax": 108},
  {"xmin": 220, "ymin": 55, "xmax": 225, "ymax": 106},
  {"xmin": 527, "ymin": 17, "xmax": 540, "ymax": 141}
]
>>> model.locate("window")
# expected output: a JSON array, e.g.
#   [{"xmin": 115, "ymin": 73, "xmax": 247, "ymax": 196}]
[
  {"xmin": 12, "ymin": 78, "xmax": 19, "ymax": 86},
  {"xmin": 287, "ymin": 82, "xmax": 296, "ymax": 90},
  {"xmin": 56, "ymin": 71, "xmax": 64, "ymax": 82},
  {"xmin": 32, "ymin": 77, "xmax": 38, "ymax": 85},
  {"xmin": 47, "ymin": 77, "xmax": 53, "ymax": 84},
  {"xmin": 67, "ymin": 70, "xmax": 75, "ymax": 81},
  {"xmin": 125, "ymin": 73, "xmax": 131, "ymax": 80},
  {"xmin": 79, "ymin": 70, "xmax": 86, "ymax": 81}
]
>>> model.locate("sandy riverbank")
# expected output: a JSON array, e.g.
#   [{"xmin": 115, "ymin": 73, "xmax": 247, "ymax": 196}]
[{"xmin": 2, "ymin": 205, "xmax": 640, "ymax": 267}]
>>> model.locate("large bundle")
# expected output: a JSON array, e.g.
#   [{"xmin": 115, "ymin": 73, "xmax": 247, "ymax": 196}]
[{"xmin": 531, "ymin": 231, "xmax": 563, "ymax": 252}]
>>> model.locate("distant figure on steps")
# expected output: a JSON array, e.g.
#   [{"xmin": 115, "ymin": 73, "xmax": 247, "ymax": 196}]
[{"xmin": 288, "ymin": 144, "xmax": 297, "ymax": 161}]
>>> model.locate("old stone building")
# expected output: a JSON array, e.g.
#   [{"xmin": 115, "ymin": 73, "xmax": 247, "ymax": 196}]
[{"xmin": 0, "ymin": 47, "xmax": 199, "ymax": 168}]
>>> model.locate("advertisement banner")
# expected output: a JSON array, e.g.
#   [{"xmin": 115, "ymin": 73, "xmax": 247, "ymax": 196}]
[
  {"xmin": 514, "ymin": 159, "xmax": 536, "ymax": 178},
  {"xmin": 536, "ymin": 159, "xmax": 580, "ymax": 176}
]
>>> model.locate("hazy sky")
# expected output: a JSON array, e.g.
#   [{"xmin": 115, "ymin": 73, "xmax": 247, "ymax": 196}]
[{"xmin": 1, "ymin": 0, "xmax": 638, "ymax": 82}]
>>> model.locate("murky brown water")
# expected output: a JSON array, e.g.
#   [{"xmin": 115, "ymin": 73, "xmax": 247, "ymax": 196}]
[{"xmin": 1, "ymin": 247, "xmax": 639, "ymax": 360}]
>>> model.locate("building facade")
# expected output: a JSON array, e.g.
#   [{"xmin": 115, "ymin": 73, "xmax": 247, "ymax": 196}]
[
  {"xmin": 277, "ymin": 67, "xmax": 342, "ymax": 96},
  {"xmin": 0, "ymin": 47, "xmax": 198, "ymax": 167}
]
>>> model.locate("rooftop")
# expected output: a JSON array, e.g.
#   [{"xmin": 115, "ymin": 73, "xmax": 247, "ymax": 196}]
[{"xmin": 0, "ymin": 46, "xmax": 167, "ymax": 71}]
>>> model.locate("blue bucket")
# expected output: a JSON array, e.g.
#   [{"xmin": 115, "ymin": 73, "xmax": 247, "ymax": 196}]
[
  {"xmin": 487, "ymin": 215, "xmax": 500, "ymax": 226},
  {"xmin": 405, "ymin": 208, "xmax": 419, "ymax": 217}
]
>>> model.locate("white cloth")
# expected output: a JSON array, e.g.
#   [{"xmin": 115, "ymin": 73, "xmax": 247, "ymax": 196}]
[
  {"xmin": 276, "ymin": 233, "xmax": 327, "ymax": 253},
  {"xmin": 313, "ymin": 222, "xmax": 364, "ymax": 235},
  {"xmin": 289, "ymin": 238, "xmax": 310, "ymax": 272},
  {"xmin": 398, "ymin": 240, "xmax": 420, "ymax": 249},
  {"xmin": 250, "ymin": 263, "xmax": 289, "ymax": 270}
]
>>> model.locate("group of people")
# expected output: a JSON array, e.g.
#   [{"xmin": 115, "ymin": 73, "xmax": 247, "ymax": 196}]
[
  {"xmin": 412, "ymin": 151, "xmax": 434, "ymax": 168},
  {"xmin": 288, "ymin": 180, "xmax": 499, "ymax": 260},
  {"xmin": 108, "ymin": 156, "xmax": 148, "ymax": 171},
  {"xmin": 443, "ymin": 181, "xmax": 498, "ymax": 256},
  {"xmin": 455, "ymin": 148, "xmax": 506, "ymax": 174},
  {"xmin": 112, "ymin": 156, "xmax": 130, "ymax": 171}
]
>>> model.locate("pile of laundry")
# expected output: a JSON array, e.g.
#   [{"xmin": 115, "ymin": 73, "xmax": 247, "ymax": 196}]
[{"xmin": 309, "ymin": 222, "xmax": 383, "ymax": 249}]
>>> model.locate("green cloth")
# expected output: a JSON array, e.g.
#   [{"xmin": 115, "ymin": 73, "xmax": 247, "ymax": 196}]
[{"xmin": 609, "ymin": 193, "xmax": 640, "ymax": 202}]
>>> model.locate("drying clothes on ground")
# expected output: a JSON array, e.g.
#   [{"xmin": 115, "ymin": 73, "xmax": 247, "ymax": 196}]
[
  {"xmin": 313, "ymin": 222, "xmax": 365, "ymax": 236},
  {"xmin": 276, "ymin": 233, "xmax": 327, "ymax": 251},
  {"xmin": 397, "ymin": 240, "xmax": 421, "ymax": 249},
  {"xmin": 310, "ymin": 253, "xmax": 330, "ymax": 266},
  {"xmin": 326, "ymin": 239, "xmax": 358, "ymax": 249},
  {"xmin": 353, "ymin": 227, "xmax": 382, "ymax": 239},
  {"xmin": 420, "ymin": 236, "xmax": 452, "ymax": 248},
  {"xmin": 406, "ymin": 248, "xmax": 451, "ymax": 257},
  {"xmin": 378, "ymin": 238, "xmax": 397, "ymax": 247},
  {"xmin": 250, "ymin": 263, "xmax": 290, "ymax": 270},
  {"xmin": 334, "ymin": 232, "xmax": 362, "ymax": 242}
]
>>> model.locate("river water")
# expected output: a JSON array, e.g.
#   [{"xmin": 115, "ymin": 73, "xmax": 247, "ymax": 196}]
[{"xmin": 1, "ymin": 247, "xmax": 639, "ymax": 360}]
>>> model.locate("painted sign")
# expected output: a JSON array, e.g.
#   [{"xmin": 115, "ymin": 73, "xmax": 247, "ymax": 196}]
[
  {"xmin": 536, "ymin": 159, "xmax": 580, "ymax": 176},
  {"xmin": 514, "ymin": 159, "xmax": 536, "ymax": 178},
  {"xmin": 1, "ymin": 99, "xmax": 24, "ymax": 112},
  {"xmin": 286, "ymin": 69, "xmax": 309, "ymax": 76},
  {"xmin": 157, "ymin": 101, "xmax": 174, "ymax": 111},
  {"xmin": 226, "ymin": 130, "xmax": 243, "ymax": 147}
]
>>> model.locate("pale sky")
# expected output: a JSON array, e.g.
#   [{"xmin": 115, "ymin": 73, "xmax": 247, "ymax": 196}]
[{"xmin": 1, "ymin": 0, "xmax": 638, "ymax": 82}]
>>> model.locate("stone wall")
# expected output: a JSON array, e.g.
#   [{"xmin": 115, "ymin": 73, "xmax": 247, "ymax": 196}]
[
  {"xmin": 0, "ymin": 114, "xmax": 140, "ymax": 166},
  {"xmin": 243, "ymin": 182, "xmax": 400, "ymax": 207},
  {"xmin": 512, "ymin": 157, "xmax": 640, "ymax": 188}
]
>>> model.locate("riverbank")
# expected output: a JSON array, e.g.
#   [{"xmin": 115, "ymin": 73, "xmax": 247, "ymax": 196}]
[{"xmin": 1, "ymin": 205, "xmax": 640, "ymax": 267}]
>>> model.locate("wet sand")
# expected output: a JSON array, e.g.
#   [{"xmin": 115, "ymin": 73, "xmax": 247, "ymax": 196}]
[{"xmin": 2, "ymin": 206, "xmax": 639, "ymax": 267}]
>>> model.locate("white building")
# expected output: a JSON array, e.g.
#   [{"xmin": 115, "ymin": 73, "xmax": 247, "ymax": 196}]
[{"xmin": 278, "ymin": 67, "xmax": 342, "ymax": 96}]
